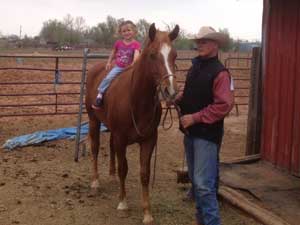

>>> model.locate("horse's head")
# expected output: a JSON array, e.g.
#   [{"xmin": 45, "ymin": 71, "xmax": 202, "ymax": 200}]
[{"xmin": 143, "ymin": 23, "xmax": 180, "ymax": 103}]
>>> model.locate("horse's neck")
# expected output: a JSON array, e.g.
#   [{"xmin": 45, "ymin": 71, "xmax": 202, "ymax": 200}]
[{"xmin": 130, "ymin": 59, "xmax": 157, "ymax": 109}]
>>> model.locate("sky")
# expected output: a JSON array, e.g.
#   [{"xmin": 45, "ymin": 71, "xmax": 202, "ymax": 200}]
[{"xmin": 0, "ymin": 0, "xmax": 263, "ymax": 41}]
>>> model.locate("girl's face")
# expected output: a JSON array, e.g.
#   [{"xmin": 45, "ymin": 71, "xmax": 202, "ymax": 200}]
[{"xmin": 120, "ymin": 24, "xmax": 136, "ymax": 41}]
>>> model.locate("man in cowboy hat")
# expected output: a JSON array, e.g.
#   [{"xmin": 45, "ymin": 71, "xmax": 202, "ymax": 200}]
[{"xmin": 176, "ymin": 26, "xmax": 234, "ymax": 225}]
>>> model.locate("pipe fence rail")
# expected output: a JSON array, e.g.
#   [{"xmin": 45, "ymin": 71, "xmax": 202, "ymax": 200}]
[
  {"xmin": 0, "ymin": 54, "xmax": 107, "ymax": 117},
  {"xmin": 225, "ymin": 56, "xmax": 252, "ymax": 115}
]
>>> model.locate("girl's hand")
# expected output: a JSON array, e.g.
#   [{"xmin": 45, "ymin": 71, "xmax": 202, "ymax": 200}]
[{"xmin": 106, "ymin": 63, "xmax": 111, "ymax": 71}]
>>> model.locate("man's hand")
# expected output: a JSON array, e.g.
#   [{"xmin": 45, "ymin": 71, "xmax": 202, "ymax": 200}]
[
  {"xmin": 174, "ymin": 91, "xmax": 183, "ymax": 103},
  {"xmin": 180, "ymin": 114, "xmax": 195, "ymax": 128}
]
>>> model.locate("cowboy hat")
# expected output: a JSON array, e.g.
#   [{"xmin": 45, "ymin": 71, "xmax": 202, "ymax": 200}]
[{"xmin": 192, "ymin": 26, "xmax": 229, "ymax": 47}]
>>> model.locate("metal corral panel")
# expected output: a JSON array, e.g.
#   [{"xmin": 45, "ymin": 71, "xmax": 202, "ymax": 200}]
[{"xmin": 261, "ymin": 0, "xmax": 300, "ymax": 176}]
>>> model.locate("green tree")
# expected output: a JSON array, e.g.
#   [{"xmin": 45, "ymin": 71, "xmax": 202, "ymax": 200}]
[
  {"xmin": 40, "ymin": 14, "xmax": 87, "ymax": 46},
  {"xmin": 63, "ymin": 14, "xmax": 85, "ymax": 45},
  {"xmin": 218, "ymin": 28, "xmax": 234, "ymax": 51},
  {"xmin": 86, "ymin": 16, "xmax": 120, "ymax": 47},
  {"xmin": 40, "ymin": 19, "xmax": 67, "ymax": 45}
]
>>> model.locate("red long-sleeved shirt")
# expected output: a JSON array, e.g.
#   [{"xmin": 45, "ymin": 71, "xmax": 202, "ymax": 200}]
[{"xmin": 191, "ymin": 70, "xmax": 234, "ymax": 124}]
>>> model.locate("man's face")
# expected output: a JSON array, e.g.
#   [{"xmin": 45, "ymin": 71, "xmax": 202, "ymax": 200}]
[{"xmin": 195, "ymin": 39, "xmax": 218, "ymax": 57}]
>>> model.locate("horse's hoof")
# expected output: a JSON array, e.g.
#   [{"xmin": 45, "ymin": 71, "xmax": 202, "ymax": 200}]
[
  {"xmin": 143, "ymin": 214, "xmax": 154, "ymax": 225},
  {"xmin": 117, "ymin": 200, "xmax": 128, "ymax": 210},
  {"xmin": 91, "ymin": 179, "xmax": 100, "ymax": 189}
]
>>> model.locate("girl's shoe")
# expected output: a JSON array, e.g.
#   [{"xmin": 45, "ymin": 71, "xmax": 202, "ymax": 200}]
[{"xmin": 92, "ymin": 96, "xmax": 103, "ymax": 109}]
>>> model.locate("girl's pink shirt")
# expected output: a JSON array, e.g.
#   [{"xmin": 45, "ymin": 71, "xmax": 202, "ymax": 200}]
[{"xmin": 114, "ymin": 40, "xmax": 141, "ymax": 67}]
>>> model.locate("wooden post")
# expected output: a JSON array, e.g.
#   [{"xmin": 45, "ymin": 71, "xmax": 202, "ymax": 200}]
[
  {"xmin": 246, "ymin": 47, "xmax": 262, "ymax": 155},
  {"xmin": 219, "ymin": 186, "xmax": 290, "ymax": 225}
]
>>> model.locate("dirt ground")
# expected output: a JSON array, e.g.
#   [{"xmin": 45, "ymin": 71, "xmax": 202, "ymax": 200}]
[{"xmin": 0, "ymin": 114, "xmax": 260, "ymax": 225}]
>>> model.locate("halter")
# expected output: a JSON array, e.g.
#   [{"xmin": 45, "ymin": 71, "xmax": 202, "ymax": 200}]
[{"xmin": 156, "ymin": 74, "xmax": 177, "ymax": 101}]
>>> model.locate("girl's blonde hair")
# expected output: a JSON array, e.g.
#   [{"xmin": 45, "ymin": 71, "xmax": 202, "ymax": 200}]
[{"xmin": 118, "ymin": 20, "xmax": 137, "ymax": 34}]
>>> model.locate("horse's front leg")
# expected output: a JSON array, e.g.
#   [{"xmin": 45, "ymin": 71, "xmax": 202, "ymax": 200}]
[
  {"xmin": 113, "ymin": 135, "xmax": 129, "ymax": 210},
  {"xmin": 139, "ymin": 132, "xmax": 157, "ymax": 225},
  {"xmin": 89, "ymin": 119, "xmax": 101, "ymax": 189}
]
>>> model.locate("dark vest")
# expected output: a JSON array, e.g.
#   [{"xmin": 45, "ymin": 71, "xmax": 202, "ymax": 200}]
[{"xmin": 180, "ymin": 56, "xmax": 227, "ymax": 145}]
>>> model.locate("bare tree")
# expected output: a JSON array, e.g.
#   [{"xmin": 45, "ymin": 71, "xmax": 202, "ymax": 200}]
[
  {"xmin": 136, "ymin": 19, "xmax": 150, "ymax": 43},
  {"xmin": 218, "ymin": 28, "xmax": 234, "ymax": 51},
  {"xmin": 63, "ymin": 14, "xmax": 74, "ymax": 30},
  {"xmin": 74, "ymin": 16, "xmax": 87, "ymax": 33}
]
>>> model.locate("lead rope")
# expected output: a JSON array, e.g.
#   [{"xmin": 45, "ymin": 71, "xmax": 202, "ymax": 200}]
[
  {"xmin": 163, "ymin": 100, "xmax": 189, "ymax": 136},
  {"xmin": 173, "ymin": 101, "xmax": 189, "ymax": 184},
  {"xmin": 153, "ymin": 101, "xmax": 188, "ymax": 188},
  {"xmin": 161, "ymin": 105, "xmax": 174, "ymax": 130},
  {"xmin": 181, "ymin": 144, "xmax": 186, "ymax": 172},
  {"xmin": 151, "ymin": 143, "xmax": 158, "ymax": 189}
]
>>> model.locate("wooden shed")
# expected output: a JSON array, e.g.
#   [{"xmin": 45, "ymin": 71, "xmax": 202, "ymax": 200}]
[{"xmin": 257, "ymin": 0, "xmax": 300, "ymax": 176}]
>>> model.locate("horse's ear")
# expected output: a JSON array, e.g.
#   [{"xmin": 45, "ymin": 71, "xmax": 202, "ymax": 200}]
[
  {"xmin": 169, "ymin": 24, "xmax": 180, "ymax": 41},
  {"xmin": 149, "ymin": 23, "xmax": 156, "ymax": 42}
]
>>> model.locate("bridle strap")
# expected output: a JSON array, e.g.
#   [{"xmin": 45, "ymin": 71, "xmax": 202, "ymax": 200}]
[
  {"xmin": 129, "ymin": 70, "xmax": 160, "ymax": 138},
  {"xmin": 157, "ymin": 74, "xmax": 177, "ymax": 101}
]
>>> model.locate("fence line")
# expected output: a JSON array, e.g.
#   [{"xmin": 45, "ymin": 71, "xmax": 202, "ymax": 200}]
[{"xmin": 0, "ymin": 53, "xmax": 252, "ymax": 117}]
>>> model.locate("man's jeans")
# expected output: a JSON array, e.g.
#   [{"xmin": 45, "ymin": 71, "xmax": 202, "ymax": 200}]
[
  {"xmin": 184, "ymin": 135, "xmax": 220, "ymax": 225},
  {"xmin": 98, "ymin": 66, "xmax": 124, "ymax": 94}
]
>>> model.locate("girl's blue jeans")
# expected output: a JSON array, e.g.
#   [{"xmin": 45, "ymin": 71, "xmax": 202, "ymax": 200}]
[
  {"xmin": 98, "ymin": 66, "xmax": 125, "ymax": 94},
  {"xmin": 184, "ymin": 135, "xmax": 221, "ymax": 225}
]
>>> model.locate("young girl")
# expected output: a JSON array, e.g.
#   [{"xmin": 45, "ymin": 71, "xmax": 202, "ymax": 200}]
[{"xmin": 92, "ymin": 20, "xmax": 141, "ymax": 109}]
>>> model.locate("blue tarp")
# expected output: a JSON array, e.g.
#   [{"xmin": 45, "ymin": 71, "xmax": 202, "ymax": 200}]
[{"xmin": 2, "ymin": 122, "xmax": 108, "ymax": 151}]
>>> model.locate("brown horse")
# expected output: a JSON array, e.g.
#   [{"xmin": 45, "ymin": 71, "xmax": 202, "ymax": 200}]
[{"xmin": 85, "ymin": 23, "xmax": 179, "ymax": 224}]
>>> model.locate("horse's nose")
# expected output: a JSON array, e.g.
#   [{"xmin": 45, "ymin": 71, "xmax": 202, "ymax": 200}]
[
  {"xmin": 164, "ymin": 87, "xmax": 170, "ymax": 97},
  {"xmin": 167, "ymin": 84, "xmax": 177, "ymax": 98},
  {"xmin": 164, "ymin": 86, "xmax": 177, "ymax": 100}
]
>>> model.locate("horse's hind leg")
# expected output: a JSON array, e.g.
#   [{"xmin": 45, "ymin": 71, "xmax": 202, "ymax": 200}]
[
  {"xmin": 109, "ymin": 134, "xmax": 116, "ymax": 177},
  {"xmin": 89, "ymin": 119, "xmax": 100, "ymax": 189},
  {"xmin": 139, "ymin": 132, "xmax": 157, "ymax": 225}
]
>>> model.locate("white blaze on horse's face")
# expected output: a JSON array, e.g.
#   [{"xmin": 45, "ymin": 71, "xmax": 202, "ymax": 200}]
[{"xmin": 160, "ymin": 43, "xmax": 176, "ymax": 97}]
